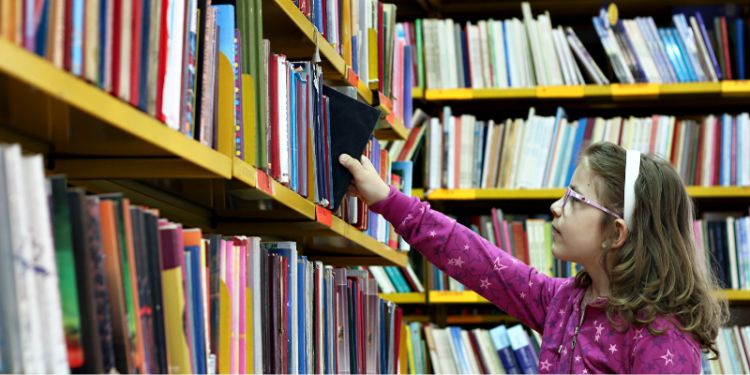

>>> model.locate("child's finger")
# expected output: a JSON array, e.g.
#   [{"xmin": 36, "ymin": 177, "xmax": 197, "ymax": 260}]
[
  {"xmin": 360, "ymin": 155, "xmax": 376, "ymax": 172},
  {"xmin": 339, "ymin": 154, "xmax": 363, "ymax": 175}
]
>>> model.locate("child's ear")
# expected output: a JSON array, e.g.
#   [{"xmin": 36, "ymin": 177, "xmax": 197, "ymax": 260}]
[{"xmin": 610, "ymin": 218, "xmax": 629, "ymax": 249}]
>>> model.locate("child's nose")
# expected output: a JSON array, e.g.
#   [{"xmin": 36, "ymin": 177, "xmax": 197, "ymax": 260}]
[{"xmin": 550, "ymin": 198, "xmax": 563, "ymax": 217}]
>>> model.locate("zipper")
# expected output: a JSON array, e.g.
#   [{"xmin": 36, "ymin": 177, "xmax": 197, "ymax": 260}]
[{"xmin": 560, "ymin": 296, "xmax": 588, "ymax": 371}]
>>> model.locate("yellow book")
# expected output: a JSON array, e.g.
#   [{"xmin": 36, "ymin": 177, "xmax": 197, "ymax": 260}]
[
  {"xmin": 368, "ymin": 28, "xmax": 379, "ymax": 89},
  {"xmin": 218, "ymin": 281, "xmax": 231, "ymax": 374},
  {"xmin": 405, "ymin": 324, "xmax": 416, "ymax": 375},
  {"xmin": 162, "ymin": 265, "xmax": 192, "ymax": 373},
  {"xmin": 399, "ymin": 324, "xmax": 408, "ymax": 374},
  {"xmin": 341, "ymin": 0, "xmax": 352, "ymax": 66},
  {"xmin": 241, "ymin": 74, "xmax": 256, "ymax": 166},
  {"xmin": 217, "ymin": 54, "xmax": 235, "ymax": 157}
]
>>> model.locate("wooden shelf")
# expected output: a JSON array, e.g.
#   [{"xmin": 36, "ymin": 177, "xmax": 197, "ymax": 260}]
[
  {"xmin": 428, "ymin": 290, "xmax": 750, "ymax": 304},
  {"xmin": 412, "ymin": 87, "xmax": 424, "ymax": 100},
  {"xmin": 429, "ymin": 291, "xmax": 490, "ymax": 304},
  {"xmin": 263, "ymin": 0, "xmax": 374, "ymax": 105},
  {"xmin": 0, "ymin": 39, "xmax": 233, "ymax": 179},
  {"xmin": 373, "ymin": 92, "xmax": 409, "ymax": 140},
  {"xmin": 218, "ymin": 159, "xmax": 408, "ymax": 267},
  {"xmin": 423, "ymin": 82, "xmax": 750, "ymax": 101},
  {"xmin": 423, "ymin": 186, "xmax": 750, "ymax": 201},
  {"xmin": 379, "ymin": 292, "xmax": 427, "ymax": 304}
]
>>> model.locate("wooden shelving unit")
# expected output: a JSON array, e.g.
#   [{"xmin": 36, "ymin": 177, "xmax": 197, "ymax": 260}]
[
  {"xmin": 423, "ymin": 82, "xmax": 750, "ymax": 101},
  {"xmin": 420, "ymin": 186, "xmax": 750, "ymax": 201},
  {"xmin": 0, "ymin": 34, "xmax": 408, "ymax": 268},
  {"xmin": 423, "ymin": 290, "xmax": 750, "ymax": 304}
]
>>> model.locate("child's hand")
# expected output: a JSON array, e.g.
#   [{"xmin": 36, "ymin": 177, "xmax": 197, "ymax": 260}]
[{"xmin": 338, "ymin": 154, "xmax": 390, "ymax": 206}]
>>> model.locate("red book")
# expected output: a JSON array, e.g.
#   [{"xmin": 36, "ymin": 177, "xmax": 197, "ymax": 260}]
[
  {"xmin": 712, "ymin": 117, "xmax": 722, "ymax": 186},
  {"xmin": 670, "ymin": 119, "xmax": 682, "ymax": 166},
  {"xmin": 649, "ymin": 115, "xmax": 659, "ymax": 155},
  {"xmin": 130, "ymin": 0, "xmax": 143, "ymax": 106},
  {"xmin": 393, "ymin": 307, "xmax": 403, "ymax": 373},
  {"xmin": 720, "ymin": 17, "xmax": 732, "ymax": 80},
  {"xmin": 296, "ymin": 76, "xmax": 305, "ymax": 195},
  {"xmin": 512, "ymin": 222, "xmax": 528, "ymax": 265},
  {"xmin": 64, "ymin": 0, "xmax": 73, "ymax": 71},
  {"xmin": 467, "ymin": 330, "xmax": 488, "ymax": 374},
  {"xmin": 155, "ymin": 0, "xmax": 170, "ymax": 122},
  {"xmin": 111, "ymin": 0, "xmax": 122, "ymax": 96}
]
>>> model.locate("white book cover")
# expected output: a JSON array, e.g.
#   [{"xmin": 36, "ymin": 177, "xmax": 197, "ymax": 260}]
[
  {"xmin": 460, "ymin": 330, "xmax": 481, "ymax": 374},
  {"xmin": 555, "ymin": 119, "xmax": 576, "ymax": 187},
  {"xmin": 609, "ymin": 117, "xmax": 623, "ymax": 145},
  {"xmin": 545, "ymin": 118, "xmax": 567, "ymax": 188},
  {"xmin": 643, "ymin": 17, "xmax": 678, "ymax": 83},
  {"xmin": 516, "ymin": 18, "xmax": 535, "ymax": 87},
  {"xmin": 468, "ymin": 24, "xmax": 485, "ymax": 88},
  {"xmin": 441, "ymin": 20, "xmax": 454, "ymax": 88},
  {"xmin": 0, "ymin": 149, "xmax": 22, "ymax": 372},
  {"xmin": 22, "ymin": 155, "xmax": 69, "ymax": 374},
  {"xmin": 510, "ymin": 114, "xmax": 530, "ymax": 188},
  {"xmin": 702, "ymin": 115, "xmax": 716, "ymax": 186},
  {"xmin": 436, "ymin": 328, "xmax": 462, "ymax": 374},
  {"xmin": 118, "ymin": 0, "xmax": 133, "ymax": 101},
  {"xmin": 459, "ymin": 115, "xmax": 476, "ymax": 188},
  {"xmin": 428, "ymin": 117, "xmax": 443, "ymax": 190},
  {"xmin": 445, "ymin": 115, "xmax": 456, "ymax": 189},
  {"xmin": 537, "ymin": 116, "xmax": 557, "ymax": 187},
  {"xmin": 423, "ymin": 20, "xmax": 437, "ymax": 89},
  {"xmin": 491, "ymin": 20, "xmax": 508, "ymax": 88},
  {"xmin": 478, "ymin": 21, "xmax": 494, "ymax": 88},
  {"xmin": 623, "ymin": 20, "xmax": 661, "ymax": 83},
  {"xmin": 521, "ymin": 2, "xmax": 546, "ymax": 85},
  {"xmin": 504, "ymin": 20, "xmax": 519, "ymax": 88},
  {"xmin": 162, "ymin": 0, "xmax": 187, "ymax": 129},
  {"xmin": 3, "ymin": 145, "xmax": 44, "ymax": 373},
  {"xmin": 558, "ymin": 27, "xmax": 586, "ymax": 85},
  {"xmin": 278, "ymin": 58, "xmax": 290, "ymax": 184},
  {"xmin": 689, "ymin": 16, "xmax": 718, "ymax": 82},
  {"xmin": 539, "ymin": 13, "xmax": 563, "ymax": 85},
  {"xmin": 552, "ymin": 28, "xmax": 575, "ymax": 85},
  {"xmin": 481, "ymin": 120, "xmax": 496, "ymax": 188},
  {"xmin": 476, "ymin": 330, "xmax": 507, "ymax": 374},
  {"xmin": 742, "ymin": 114, "xmax": 750, "ymax": 186},
  {"xmin": 404, "ymin": 265, "xmax": 424, "ymax": 292},
  {"xmin": 727, "ymin": 218, "xmax": 739, "ymax": 289}
]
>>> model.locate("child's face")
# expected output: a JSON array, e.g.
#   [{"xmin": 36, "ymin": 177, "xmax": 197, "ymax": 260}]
[{"xmin": 549, "ymin": 159, "xmax": 610, "ymax": 268}]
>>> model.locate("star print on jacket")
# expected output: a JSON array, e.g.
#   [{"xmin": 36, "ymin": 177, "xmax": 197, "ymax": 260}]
[{"xmin": 370, "ymin": 186, "xmax": 703, "ymax": 374}]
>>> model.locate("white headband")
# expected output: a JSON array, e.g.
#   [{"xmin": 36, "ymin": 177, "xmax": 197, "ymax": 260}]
[{"xmin": 623, "ymin": 150, "xmax": 641, "ymax": 229}]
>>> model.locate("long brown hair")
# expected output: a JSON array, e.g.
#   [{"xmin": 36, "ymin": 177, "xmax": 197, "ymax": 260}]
[{"xmin": 574, "ymin": 142, "xmax": 728, "ymax": 358}]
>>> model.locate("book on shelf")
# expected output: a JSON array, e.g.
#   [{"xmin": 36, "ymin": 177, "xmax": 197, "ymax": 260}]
[
  {"xmin": 424, "ymin": 106, "xmax": 750, "ymax": 190},
  {"xmin": 0, "ymin": 144, "xmax": 410, "ymax": 374}
]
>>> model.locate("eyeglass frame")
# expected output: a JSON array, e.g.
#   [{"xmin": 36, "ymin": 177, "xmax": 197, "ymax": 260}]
[{"xmin": 561, "ymin": 187, "xmax": 622, "ymax": 220}]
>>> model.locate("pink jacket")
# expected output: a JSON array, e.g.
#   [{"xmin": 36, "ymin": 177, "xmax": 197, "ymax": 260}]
[{"xmin": 371, "ymin": 187, "xmax": 702, "ymax": 374}]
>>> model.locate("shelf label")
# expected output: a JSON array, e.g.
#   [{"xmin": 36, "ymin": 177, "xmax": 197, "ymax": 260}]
[
  {"xmin": 346, "ymin": 67, "xmax": 360, "ymax": 88},
  {"xmin": 256, "ymin": 169, "xmax": 274, "ymax": 196},
  {"xmin": 536, "ymin": 85, "xmax": 584, "ymax": 98},
  {"xmin": 721, "ymin": 80, "xmax": 750, "ymax": 95},
  {"xmin": 315, "ymin": 205, "xmax": 333, "ymax": 227},
  {"xmin": 378, "ymin": 92, "xmax": 393, "ymax": 113},
  {"xmin": 610, "ymin": 83, "xmax": 659, "ymax": 97}
]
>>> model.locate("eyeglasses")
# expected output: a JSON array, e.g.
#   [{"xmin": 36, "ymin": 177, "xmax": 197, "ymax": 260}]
[{"xmin": 561, "ymin": 187, "xmax": 622, "ymax": 219}]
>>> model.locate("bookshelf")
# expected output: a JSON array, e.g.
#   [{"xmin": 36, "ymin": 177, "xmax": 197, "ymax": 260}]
[
  {"xmin": 422, "ymin": 290, "xmax": 750, "ymax": 304},
  {"xmin": 0, "ymin": 32, "xmax": 409, "ymax": 268},
  {"xmin": 421, "ymin": 186, "xmax": 750, "ymax": 200},
  {"xmin": 423, "ymin": 82, "xmax": 750, "ymax": 101},
  {"xmin": 379, "ymin": 292, "xmax": 428, "ymax": 304}
]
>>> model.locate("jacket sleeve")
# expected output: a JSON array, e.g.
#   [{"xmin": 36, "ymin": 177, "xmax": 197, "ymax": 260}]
[
  {"xmin": 370, "ymin": 186, "xmax": 565, "ymax": 332},
  {"xmin": 629, "ymin": 327, "xmax": 702, "ymax": 374}
]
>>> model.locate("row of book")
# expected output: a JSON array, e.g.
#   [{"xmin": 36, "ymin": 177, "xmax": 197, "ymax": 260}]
[
  {"xmin": 424, "ymin": 207, "xmax": 750, "ymax": 291},
  {"xmin": 292, "ymin": 0, "xmax": 413, "ymax": 127},
  {"xmin": 403, "ymin": 3, "xmax": 750, "ymax": 89},
  {"xmin": 369, "ymin": 265, "xmax": 425, "ymax": 294},
  {"xmin": 404, "ymin": 323, "xmax": 541, "ymax": 374},
  {"xmin": 2, "ymin": 0, "xmax": 237, "ymax": 152},
  {"xmin": 424, "ymin": 107, "xmax": 750, "ymax": 190},
  {"xmin": 708, "ymin": 325, "xmax": 750, "ymax": 374},
  {"xmin": 0, "ymin": 143, "xmax": 407, "ymax": 374}
]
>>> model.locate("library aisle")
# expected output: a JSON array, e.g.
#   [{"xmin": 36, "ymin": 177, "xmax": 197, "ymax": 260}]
[{"xmin": 2, "ymin": 0, "xmax": 750, "ymax": 374}]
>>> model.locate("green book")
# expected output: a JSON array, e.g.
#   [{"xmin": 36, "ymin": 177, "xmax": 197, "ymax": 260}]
[
  {"xmin": 50, "ymin": 176, "xmax": 85, "ymax": 367},
  {"xmin": 416, "ymin": 19, "xmax": 424, "ymax": 89}
]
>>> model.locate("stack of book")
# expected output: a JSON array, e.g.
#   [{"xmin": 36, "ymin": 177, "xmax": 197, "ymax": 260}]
[
  {"xmin": 425, "ymin": 107, "xmax": 750, "ymax": 190},
  {"xmin": 0, "ymin": 144, "xmax": 407, "ymax": 374}
]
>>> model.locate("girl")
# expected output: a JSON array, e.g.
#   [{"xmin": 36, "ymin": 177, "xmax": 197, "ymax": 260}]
[{"xmin": 339, "ymin": 141, "xmax": 727, "ymax": 374}]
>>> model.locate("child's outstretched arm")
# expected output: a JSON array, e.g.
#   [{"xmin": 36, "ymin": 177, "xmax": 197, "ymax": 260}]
[{"xmin": 340, "ymin": 154, "xmax": 565, "ymax": 332}]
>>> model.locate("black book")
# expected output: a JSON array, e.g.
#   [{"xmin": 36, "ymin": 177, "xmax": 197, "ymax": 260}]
[{"xmin": 323, "ymin": 86, "xmax": 381, "ymax": 210}]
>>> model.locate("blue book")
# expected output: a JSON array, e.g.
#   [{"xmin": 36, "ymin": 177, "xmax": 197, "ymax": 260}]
[
  {"xmin": 403, "ymin": 45, "xmax": 414, "ymax": 127},
  {"xmin": 669, "ymin": 27, "xmax": 698, "ymax": 82},
  {"xmin": 735, "ymin": 18, "xmax": 745, "ymax": 79},
  {"xmin": 695, "ymin": 12, "xmax": 723, "ymax": 80},
  {"xmin": 507, "ymin": 325, "xmax": 539, "ymax": 374},
  {"xmin": 551, "ymin": 122, "xmax": 571, "ymax": 187},
  {"xmin": 489, "ymin": 325, "xmax": 521, "ymax": 374},
  {"xmin": 188, "ymin": 247, "xmax": 207, "ymax": 374},
  {"xmin": 473, "ymin": 122, "xmax": 485, "ymax": 187},
  {"xmin": 99, "ymin": 0, "xmax": 109, "ymax": 88},
  {"xmin": 324, "ymin": 96, "xmax": 334, "ymax": 207},
  {"xmin": 659, "ymin": 28, "xmax": 688, "ymax": 82},
  {"xmin": 461, "ymin": 28, "xmax": 471, "ymax": 88},
  {"xmin": 721, "ymin": 114, "xmax": 732, "ymax": 186},
  {"xmin": 673, "ymin": 14, "xmax": 707, "ymax": 81},
  {"xmin": 263, "ymin": 242, "xmax": 299, "ymax": 373},
  {"xmin": 71, "ymin": 0, "xmax": 84, "ymax": 76},
  {"xmin": 213, "ymin": 4, "xmax": 237, "ymax": 136},
  {"xmin": 543, "ymin": 108, "xmax": 566, "ymax": 187},
  {"xmin": 297, "ymin": 257, "xmax": 307, "ymax": 374},
  {"xmin": 352, "ymin": 35, "xmax": 358, "ymax": 76},
  {"xmin": 138, "ymin": 0, "xmax": 152, "ymax": 111},
  {"xmin": 449, "ymin": 327, "xmax": 471, "ymax": 374},
  {"xmin": 503, "ymin": 21, "xmax": 512, "ymax": 87},
  {"xmin": 312, "ymin": 0, "xmax": 324, "ymax": 35},
  {"xmin": 34, "ymin": 0, "xmax": 51, "ymax": 57},
  {"xmin": 564, "ymin": 118, "xmax": 588, "ymax": 187}
]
